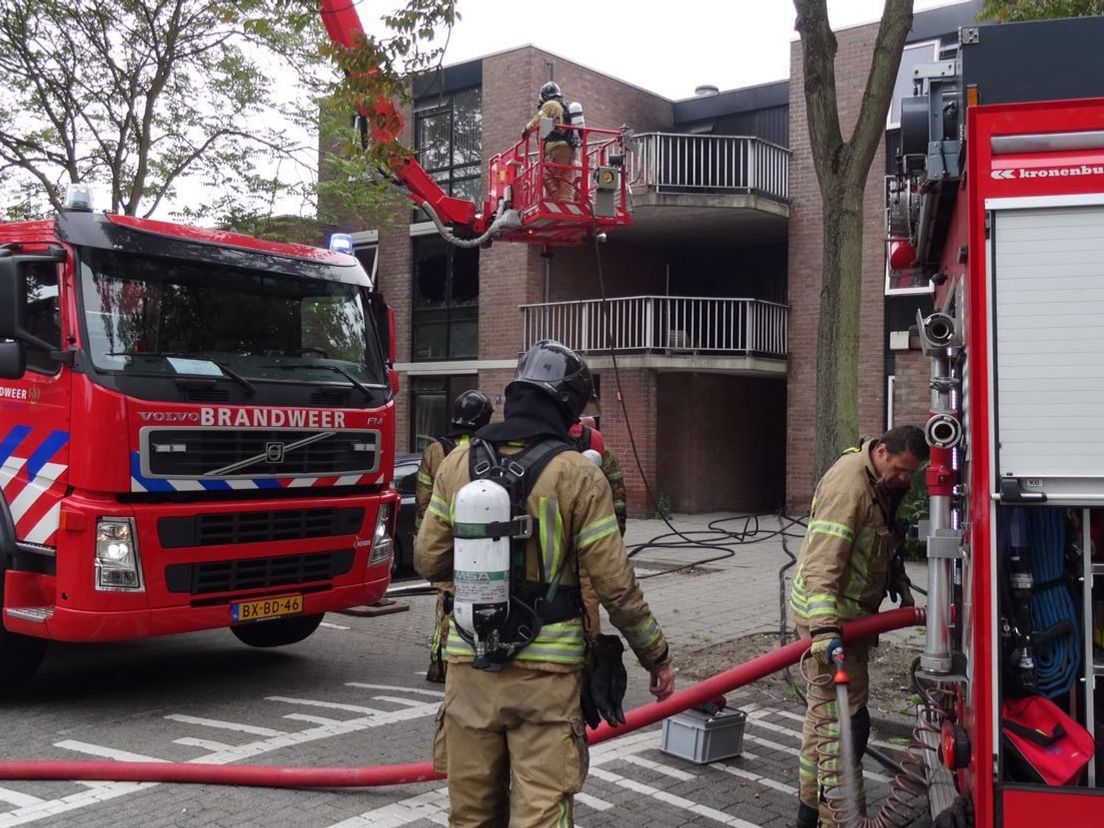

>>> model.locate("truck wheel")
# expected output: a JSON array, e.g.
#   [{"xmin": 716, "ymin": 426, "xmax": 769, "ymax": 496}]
[
  {"xmin": 230, "ymin": 613, "xmax": 325, "ymax": 648},
  {"xmin": 0, "ymin": 627, "xmax": 48, "ymax": 692}
]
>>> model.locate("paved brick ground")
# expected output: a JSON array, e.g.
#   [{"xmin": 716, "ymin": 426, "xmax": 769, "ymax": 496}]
[{"xmin": 0, "ymin": 512, "xmax": 934, "ymax": 828}]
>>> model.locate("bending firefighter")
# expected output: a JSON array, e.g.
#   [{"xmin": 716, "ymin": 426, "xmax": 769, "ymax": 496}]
[
  {"xmin": 790, "ymin": 426, "xmax": 928, "ymax": 827},
  {"xmin": 415, "ymin": 390, "xmax": 495, "ymax": 683},
  {"xmin": 415, "ymin": 340, "xmax": 675, "ymax": 826}
]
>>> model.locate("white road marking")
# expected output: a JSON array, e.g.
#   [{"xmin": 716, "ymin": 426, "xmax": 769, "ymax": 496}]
[
  {"xmin": 172, "ymin": 737, "xmax": 232, "ymax": 752},
  {"xmin": 163, "ymin": 715, "xmax": 286, "ymax": 737},
  {"xmin": 0, "ymin": 792, "xmax": 42, "ymax": 810},
  {"xmin": 54, "ymin": 742, "xmax": 166, "ymax": 763},
  {"xmin": 283, "ymin": 713, "xmax": 345, "ymax": 726},
  {"xmin": 575, "ymin": 792, "xmax": 614, "ymax": 812},
  {"xmin": 369, "ymin": 696, "xmax": 427, "ymax": 708},
  {"xmin": 266, "ymin": 696, "xmax": 384, "ymax": 715},
  {"xmin": 346, "ymin": 682, "xmax": 444, "ymax": 698},
  {"xmin": 327, "ymin": 787, "xmax": 451, "ymax": 827},
  {"xmin": 328, "ymin": 727, "xmax": 666, "ymax": 827},
  {"xmin": 745, "ymin": 707, "xmax": 905, "ymax": 753},
  {"xmin": 320, "ymin": 622, "xmax": 351, "ymax": 630},
  {"xmin": 713, "ymin": 762, "xmax": 798, "ymax": 795},
  {"xmin": 587, "ymin": 767, "xmax": 761, "ymax": 827},
  {"xmin": 617, "ymin": 754, "xmax": 696, "ymax": 781},
  {"xmin": 0, "ymin": 693, "xmax": 440, "ymax": 828},
  {"xmin": 744, "ymin": 728, "xmax": 893, "ymax": 785}
]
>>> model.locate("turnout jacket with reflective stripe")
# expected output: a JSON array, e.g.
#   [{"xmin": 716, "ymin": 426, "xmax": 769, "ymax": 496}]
[
  {"xmin": 790, "ymin": 441, "xmax": 897, "ymax": 629},
  {"xmin": 415, "ymin": 441, "xmax": 669, "ymax": 673},
  {"xmin": 414, "ymin": 435, "xmax": 470, "ymax": 530}
]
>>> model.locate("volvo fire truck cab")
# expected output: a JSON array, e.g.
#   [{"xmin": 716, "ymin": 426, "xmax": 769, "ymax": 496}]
[
  {"xmin": 890, "ymin": 15, "xmax": 1104, "ymax": 826},
  {"xmin": 0, "ymin": 189, "xmax": 398, "ymax": 689}
]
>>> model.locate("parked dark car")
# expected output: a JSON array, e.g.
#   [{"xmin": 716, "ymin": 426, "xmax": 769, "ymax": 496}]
[{"xmin": 391, "ymin": 452, "xmax": 421, "ymax": 577}]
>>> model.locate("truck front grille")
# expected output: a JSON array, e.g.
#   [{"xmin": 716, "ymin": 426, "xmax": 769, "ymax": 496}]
[
  {"xmin": 141, "ymin": 428, "xmax": 380, "ymax": 479},
  {"xmin": 158, "ymin": 507, "xmax": 364, "ymax": 548},
  {"xmin": 164, "ymin": 550, "xmax": 355, "ymax": 595}
]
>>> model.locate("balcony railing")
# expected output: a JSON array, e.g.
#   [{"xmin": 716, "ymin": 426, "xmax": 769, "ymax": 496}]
[
  {"xmin": 520, "ymin": 296, "xmax": 788, "ymax": 358},
  {"xmin": 630, "ymin": 133, "xmax": 790, "ymax": 202}
]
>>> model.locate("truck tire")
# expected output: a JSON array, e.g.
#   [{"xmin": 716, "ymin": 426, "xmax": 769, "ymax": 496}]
[
  {"xmin": 0, "ymin": 565, "xmax": 48, "ymax": 692},
  {"xmin": 230, "ymin": 613, "xmax": 325, "ymax": 648},
  {"xmin": 0, "ymin": 498, "xmax": 49, "ymax": 692},
  {"xmin": 0, "ymin": 626, "xmax": 48, "ymax": 692}
]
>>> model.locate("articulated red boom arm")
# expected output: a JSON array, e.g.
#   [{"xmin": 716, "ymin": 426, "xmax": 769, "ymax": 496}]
[
  {"xmin": 318, "ymin": 1, "xmax": 632, "ymax": 247},
  {"xmin": 318, "ymin": 0, "xmax": 482, "ymax": 232}
]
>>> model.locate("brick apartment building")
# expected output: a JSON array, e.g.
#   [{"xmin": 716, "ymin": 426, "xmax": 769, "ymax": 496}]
[{"xmin": 330, "ymin": 0, "xmax": 983, "ymax": 515}]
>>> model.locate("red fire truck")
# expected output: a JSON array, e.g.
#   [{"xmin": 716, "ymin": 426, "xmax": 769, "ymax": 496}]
[
  {"xmin": 0, "ymin": 193, "xmax": 399, "ymax": 689},
  {"xmin": 890, "ymin": 15, "xmax": 1104, "ymax": 826}
]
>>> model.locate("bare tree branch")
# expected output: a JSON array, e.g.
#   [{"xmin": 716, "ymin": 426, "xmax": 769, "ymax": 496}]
[{"xmin": 846, "ymin": 1, "xmax": 913, "ymax": 191}]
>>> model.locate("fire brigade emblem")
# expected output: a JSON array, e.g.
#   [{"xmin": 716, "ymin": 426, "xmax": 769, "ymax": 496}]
[
  {"xmin": 264, "ymin": 442, "xmax": 286, "ymax": 463},
  {"xmin": 29, "ymin": 385, "xmax": 41, "ymax": 405}
]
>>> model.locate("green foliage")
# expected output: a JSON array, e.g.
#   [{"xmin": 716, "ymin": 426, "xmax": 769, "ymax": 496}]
[
  {"xmin": 0, "ymin": 0, "xmax": 330, "ymax": 219},
  {"xmin": 898, "ymin": 463, "xmax": 930, "ymax": 562},
  {"xmin": 654, "ymin": 492, "xmax": 673, "ymax": 521},
  {"xmin": 979, "ymin": 0, "xmax": 1104, "ymax": 20},
  {"xmin": 0, "ymin": 0, "xmax": 457, "ymax": 226}
]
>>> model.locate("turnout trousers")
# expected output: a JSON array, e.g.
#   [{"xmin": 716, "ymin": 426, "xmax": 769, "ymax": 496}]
[
  {"xmin": 795, "ymin": 622, "xmax": 871, "ymax": 827},
  {"xmin": 434, "ymin": 661, "xmax": 587, "ymax": 827}
]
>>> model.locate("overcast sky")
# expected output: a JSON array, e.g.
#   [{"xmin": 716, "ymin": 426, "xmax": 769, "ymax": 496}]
[
  {"xmin": 355, "ymin": 0, "xmax": 972, "ymax": 100},
  {"xmin": 157, "ymin": 0, "xmax": 973, "ymax": 222}
]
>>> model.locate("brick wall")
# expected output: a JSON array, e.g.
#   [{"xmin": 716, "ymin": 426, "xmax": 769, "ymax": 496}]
[
  {"xmin": 592, "ymin": 369, "xmax": 657, "ymax": 517},
  {"xmin": 785, "ymin": 23, "xmax": 890, "ymax": 511},
  {"xmin": 657, "ymin": 374, "xmax": 786, "ymax": 513},
  {"xmin": 892, "ymin": 349, "xmax": 931, "ymax": 431},
  {"xmin": 518, "ymin": 48, "xmax": 675, "ymax": 136},
  {"xmin": 544, "ymin": 239, "xmax": 668, "ymax": 303}
]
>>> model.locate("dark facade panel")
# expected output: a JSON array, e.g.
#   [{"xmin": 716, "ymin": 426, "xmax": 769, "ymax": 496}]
[
  {"xmin": 413, "ymin": 58, "xmax": 483, "ymax": 102},
  {"xmin": 962, "ymin": 16, "xmax": 1104, "ymax": 106},
  {"xmin": 907, "ymin": 0, "xmax": 983, "ymax": 44},
  {"xmin": 673, "ymin": 81, "xmax": 790, "ymax": 146}
]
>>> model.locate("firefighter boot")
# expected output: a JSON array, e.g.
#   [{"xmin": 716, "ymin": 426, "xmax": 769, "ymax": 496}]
[{"xmin": 796, "ymin": 801, "xmax": 820, "ymax": 828}]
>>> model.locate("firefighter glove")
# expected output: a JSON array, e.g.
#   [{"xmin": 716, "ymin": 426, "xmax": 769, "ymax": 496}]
[
  {"xmin": 810, "ymin": 629, "xmax": 843, "ymax": 666},
  {"xmin": 888, "ymin": 551, "xmax": 915, "ymax": 607},
  {"xmin": 933, "ymin": 791, "xmax": 974, "ymax": 828},
  {"xmin": 582, "ymin": 634, "xmax": 628, "ymax": 727}
]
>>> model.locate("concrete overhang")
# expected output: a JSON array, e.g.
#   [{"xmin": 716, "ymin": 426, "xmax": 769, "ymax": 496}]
[{"xmin": 618, "ymin": 191, "xmax": 790, "ymax": 245}]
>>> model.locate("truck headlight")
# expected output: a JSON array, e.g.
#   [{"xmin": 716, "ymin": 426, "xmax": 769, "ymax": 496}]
[
  {"xmin": 95, "ymin": 517, "xmax": 143, "ymax": 591},
  {"xmin": 368, "ymin": 503, "xmax": 394, "ymax": 567}
]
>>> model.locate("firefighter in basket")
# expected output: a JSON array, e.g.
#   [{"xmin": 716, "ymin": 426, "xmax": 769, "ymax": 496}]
[{"xmin": 415, "ymin": 339, "xmax": 675, "ymax": 826}]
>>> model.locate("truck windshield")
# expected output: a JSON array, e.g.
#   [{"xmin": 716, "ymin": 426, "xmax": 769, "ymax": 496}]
[{"xmin": 78, "ymin": 248, "xmax": 387, "ymax": 388}]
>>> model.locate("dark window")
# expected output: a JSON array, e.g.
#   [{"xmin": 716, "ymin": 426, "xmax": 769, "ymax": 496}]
[
  {"xmin": 23, "ymin": 263, "xmax": 61, "ymax": 373},
  {"xmin": 412, "ymin": 236, "xmax": 478, "ymax": 361},
  {"xmin": 393, "ymin": 461, "xmax": 420, "ymax": 495},
  {"xmin": 354, "ymin": 244, "xmax": 378, "ymax": 283},
  {"xmin": 413, "ymin": 86, "xmax": 482, "ymax": 220},
  {"xmin": 409, "ymin": 375, "xmax": 478, "ymax": 452}
]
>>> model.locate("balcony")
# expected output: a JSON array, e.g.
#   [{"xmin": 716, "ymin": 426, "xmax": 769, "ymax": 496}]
[
  {"xmin": 520, "ymin": 296, "xmax": 788, "ymax": 374},
  {"xmin": 624, "ymin": 134, "xmax": 791, "ymax": 245}
]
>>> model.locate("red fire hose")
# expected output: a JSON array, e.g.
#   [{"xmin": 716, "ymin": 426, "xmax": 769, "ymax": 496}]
[{"xmin": 0, "ymin": 607, "xmax": 923, "ymax": 788}]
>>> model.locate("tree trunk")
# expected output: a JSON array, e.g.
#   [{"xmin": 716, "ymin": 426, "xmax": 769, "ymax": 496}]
[
  {"xmin": 794, "ymin": 0, "xmax": 914, "ymax": 482},
  {"xmin": 814, "ymin": 189, "xmax": 864, "ymax": 477}
]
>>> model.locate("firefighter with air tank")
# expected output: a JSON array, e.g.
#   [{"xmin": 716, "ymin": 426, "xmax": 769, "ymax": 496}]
[{"xmin": 415, "ymin": 339, "xmax": 675, "ymax": 825}]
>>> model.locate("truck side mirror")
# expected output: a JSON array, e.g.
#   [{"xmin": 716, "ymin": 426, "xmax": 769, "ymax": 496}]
[
  {"xmin": 0, "ymin": 249, "xmax": 65, "ymax": 351},
  {"xmin": 0, "ymin": 341, "xmax": 26, "ymax": 380},
  {"xmin": 367, "ymin": 291, "xmax": 395, "ymax": 367},
  {"xmin": 0, "ymin": 256, "xmax": 28, "ymax": 341}
]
